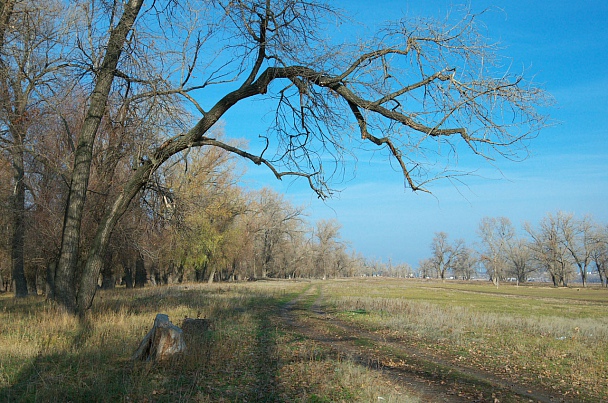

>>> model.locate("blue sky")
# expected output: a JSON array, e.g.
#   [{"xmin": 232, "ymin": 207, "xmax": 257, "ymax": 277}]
[{"xmin": 227, "ymin": 1, "xmax": 608, "ymax": 266}]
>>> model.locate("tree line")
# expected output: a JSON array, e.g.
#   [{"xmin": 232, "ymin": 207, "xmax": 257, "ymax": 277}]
[
  {"xmin": 0, "ymin": 0, "xmax": 549, "ymax": 314},
  {"xmin": 0, "ymin": 140, "xmax": 362, "ymax": 292},
  {"xmin": 419, "ymin": 213, "xmax": 608, "ymax": 287}
]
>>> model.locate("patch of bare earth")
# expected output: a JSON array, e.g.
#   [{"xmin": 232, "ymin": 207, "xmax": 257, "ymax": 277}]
[{"xmin": 280, "ymin": 285, "xmax": 569, "ymax": 403}]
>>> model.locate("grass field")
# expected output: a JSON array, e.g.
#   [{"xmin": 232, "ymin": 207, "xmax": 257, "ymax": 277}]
[{"xmin": 0, "ymin": 279, "xmax": 606, "ymax": 402}]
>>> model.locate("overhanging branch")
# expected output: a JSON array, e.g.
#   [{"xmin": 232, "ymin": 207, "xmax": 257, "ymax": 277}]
[{"xmin": 192, "ymin": 136, "xmax": 329, "ymax": 199}]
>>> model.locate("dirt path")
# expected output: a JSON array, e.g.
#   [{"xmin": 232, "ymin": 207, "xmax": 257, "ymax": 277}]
[{"xmin": 280, "ymin": 284, "xmax": 568, "ymax": 403}]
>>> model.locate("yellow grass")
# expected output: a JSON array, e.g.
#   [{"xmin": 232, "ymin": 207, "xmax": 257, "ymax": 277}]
[{"xmin": 0, "ymin": 282, "xmax": 417, "ymax": 402}]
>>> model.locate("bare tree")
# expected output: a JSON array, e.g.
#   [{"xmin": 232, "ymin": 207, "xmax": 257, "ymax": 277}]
[
  {"xmin": 381, "ymin": 260, "xmax": 415, "ymax": 278},
  {"xmin": 32, "ymin": 1, "xmax": 549, "ymax": 314},
  {"xmin": 557, "ymin": 213, "xmax": 596, "ymax": 287},
  {"xmin": 429, "ymin": 232, "xmax": 463, "ymax": 280},
  {"xmin": 453, "ymin": 246, "xmax": 477, "ymax": 280},
  {"xmin": 0, "ymin": 0, "xmax": 72, "ymax": 297},
  {"xmin": 525, "ymin": 213, "xmax": 575, "ymax": 287},
  {"xmin": 590, "ymin": 224, "xmax": 608, "ymax": 287},
  {"xmin": 504, "ymin": 238, "xmax": 535, "ymax": 284},
  {"xmin": 313, "ymin": 219, "xmax": 345, "ymax": 279},
  {"xmin": 417, "ymin": 258, "xmax": 434, "ymax": 279},
  {"xmin": 250, "ymin": 188, "xmax": 306, "ymax": 278},
  {"xmin": 478, "ymin": 217, "xmax": 514, "ymax": 286}
]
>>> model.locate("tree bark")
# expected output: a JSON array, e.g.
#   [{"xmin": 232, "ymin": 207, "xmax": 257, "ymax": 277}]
[
  {"xmin": 134, "ymin": 252, "xmax": 146, "ymax": 288},
  {"xmin": 45, "ymin": 260, "xmax": 56, "ymax": 298},
  {"xmin": 7, "ymin": 136, "xmax": 28, "ymax": 300},
  {"xmin": 122, "ymin": 262, "xmax": 133, "ymax": 289},
  {"xmin": 10, "ymin": 141, "xmax": 28, "ymax": 297},
  {"xmin": 207, "ymin": 268, "xmax": 216, "ymax": 284},
  {"xmin": 54, "ymin": 0, "xmax": 144, "ymax": 313},
  {"xmin": 1, "ymin": 0, "xmax": 26, "ymax": 298}
]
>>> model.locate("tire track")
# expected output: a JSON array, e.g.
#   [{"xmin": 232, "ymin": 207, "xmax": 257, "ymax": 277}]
[{"xmin": 281, "ymin": 284, "xmax": 567, "ymax": 403}]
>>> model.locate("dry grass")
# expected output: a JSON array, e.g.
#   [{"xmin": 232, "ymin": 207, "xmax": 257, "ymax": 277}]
[
  {"xmin": 0, "ymin": 281, "xmax": 419, "ymax": 402},
  {"xmin": 323, "ymin": 278, "xmax": 608, "ymax": 401},
  {"xmin": 2, "ymin": 278, "xmax": 605, "ymax": 401}
]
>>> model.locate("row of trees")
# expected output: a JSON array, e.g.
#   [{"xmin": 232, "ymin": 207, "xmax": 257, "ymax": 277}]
[
  {"xmin": 0, "ymin": 0, "xmax": 548, "ymax": 314},
  {"xmin": 421, "ymin": 213, "xmax": 608, "ymax": 287},
  {"xmin": 0, "ymin": 137, "xmax": 360, "ymax": 292}
]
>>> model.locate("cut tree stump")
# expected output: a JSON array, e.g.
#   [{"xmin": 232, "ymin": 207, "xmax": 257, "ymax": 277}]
[{"xmin": 133, "ymin": 313, "xmax": 186, "ymax": 361}]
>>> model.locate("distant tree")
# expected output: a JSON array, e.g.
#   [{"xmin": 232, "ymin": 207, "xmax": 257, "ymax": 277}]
[
  {"xmin": 417, "ymin": 258, "xmax": 435, "ymax": 279},
  {"xmin": 429, "ymin": 232, "xmax": 463, "ymax": 280},
  {"xmin": 382, "ymin": 260, "xmax": 415, "ymax": 278},
  {"xmin": 452, "ymin": 246, "xmax": 477, "ymax": 280},
  {"xmin": 249, "ymin": 188, "xmax": 306, "ymax": 278},
  {"xmin": 166, "ymin": 147, "xmax": 245, "ymax": 283},
  {"xmin": 525, "ymin": 213, "xmax": 575, "ymax": 287},
  {"xmin": 313, "ymin": 219, "xmax": 346, "ymax": 279},
  {"xmin": 478, "ymin": 217, "xmax": 515, "ymax": 286},
  {"xmin": 590, "ymin": 224, "xmax": 608, "ymax": 287},
  {"xmin": 504, "ymin": 238, "xmax": 536, "ymax": 284},
  {"xmin": 556, "ymin": 213, "xmax": 596, "ymax": 287}
]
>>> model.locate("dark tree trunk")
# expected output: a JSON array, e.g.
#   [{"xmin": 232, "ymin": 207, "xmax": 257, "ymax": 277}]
[
  {"xmin": 100, "ymin": 251, "xmax": 115, "ymax": 289},
  {"xmin": 123, "ymin": 263, "xmax": 134, "ymax": 289},
  {"xmin": 101, "ymin": 269, "xmax": 115, "ymax": 289},
  {"xmin": 135, "ymin": 252, "xmax": 147, "ymax": 288},
  {"xmin": 10, "ymin": 139, "xmax": 28, "ymax": 298},
  {"xmin": 26, "ymin": 266, "xmax": 38, "ymax": 295},
  {"xmin": 45, "ymin": 260, "xmax": 56, "ymax": 298}
]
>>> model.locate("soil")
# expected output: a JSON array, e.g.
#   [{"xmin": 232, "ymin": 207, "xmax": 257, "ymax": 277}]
[{"xmin": 280, "ymin": 284, "xmax": 569, "ymax": 403}]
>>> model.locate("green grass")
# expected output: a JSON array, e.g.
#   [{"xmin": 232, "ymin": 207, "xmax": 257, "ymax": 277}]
[{"xmin": 324, "ymin": 278, "xmax": 608, "ymax": 401}]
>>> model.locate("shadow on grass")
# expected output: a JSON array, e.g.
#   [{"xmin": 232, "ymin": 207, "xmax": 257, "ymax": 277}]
[
  {"xmin": 248, "ymin": 305, "xmax": 283, "ymax": 402},
  {"xmin": 0, "ymin": 284, "xmax": 291, "ymax": 402},
  {"xmin": 0, "ymin": 340, "xmax": 133, "ymax": 402}
]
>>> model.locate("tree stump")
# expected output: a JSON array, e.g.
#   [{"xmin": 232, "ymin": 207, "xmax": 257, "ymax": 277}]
[{"xmin": 133, "ymin": 314, "xmax": 186, "ymax": 361}]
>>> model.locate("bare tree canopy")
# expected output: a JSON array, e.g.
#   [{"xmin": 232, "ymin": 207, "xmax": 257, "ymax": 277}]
[{"xmin": 0, "ymin": 0, "xmax": 550, "ymax": 314}]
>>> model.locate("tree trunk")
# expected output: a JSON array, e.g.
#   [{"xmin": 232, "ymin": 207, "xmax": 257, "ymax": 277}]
[
  {"xmin": 135, "ymin": 252, "xmax": 146, "ymax": 288},
  {"xmin": 195, "ymin": 262, "xmax": 207, "ymax": 282},
  {"xmin": 207, "ymin": 268, "xmax": 216, "ymax": 284},
  {"xmin": 45, "ymin": 260, "xmax": 56, "ymax": 298},
  {"xmin": 122, "ymin": 262, "xmax": 133, "ymax": 289},
  {"xmin": 10, "ymin": 139, "xmax": 28, "ymax": 298},
  {"xmin": 54, "ymin": 0, "xmax": 144, "ymax": 314},
  {"xmin": 101, "ymin": 269, "xmax": 115, "ymax": 289},
  {"xmin": 26, "ymin": 266, "xmax": 38, "ymax": 295}
]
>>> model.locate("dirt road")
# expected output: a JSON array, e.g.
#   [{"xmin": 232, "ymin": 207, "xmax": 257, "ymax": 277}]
[{"xmin": 280, "ymin": 284, "xmax": 568, "ymax": 403}]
